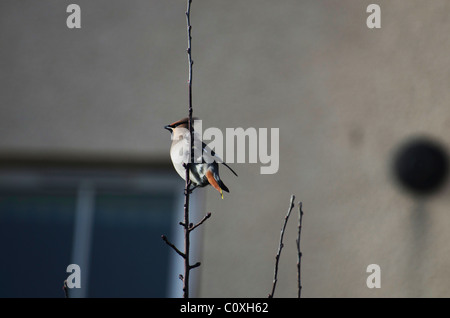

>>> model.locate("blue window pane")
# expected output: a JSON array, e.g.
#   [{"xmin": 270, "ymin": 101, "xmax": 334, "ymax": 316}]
[
  {"xmin": 0, "ymin": 192, "xmax": 76, "ymax": 297},
  {"xmin": 88, "ymin": 192, "xmax": 176, "ymax": 297}
]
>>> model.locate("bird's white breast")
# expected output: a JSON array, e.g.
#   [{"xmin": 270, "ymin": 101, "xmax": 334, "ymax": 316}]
[{"xmin": 169, "ymin": 132, "xmax": 205, "ymax": 185}]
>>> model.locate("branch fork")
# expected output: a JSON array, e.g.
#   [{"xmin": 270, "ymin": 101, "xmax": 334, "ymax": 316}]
[{"xmin": 268, "ymin": 195, "xmax": 304, "ymax": 298}]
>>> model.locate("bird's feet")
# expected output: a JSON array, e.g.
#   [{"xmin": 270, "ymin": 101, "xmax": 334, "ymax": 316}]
[{"xmin": 184, "ymin": 185, "xmax": 198, "ymax": 195}]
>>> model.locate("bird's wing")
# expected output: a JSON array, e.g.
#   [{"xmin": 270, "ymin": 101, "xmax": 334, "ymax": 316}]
[
  {"xmin": 182, "ymin": 131, "xmax": 238, "ymax": 177},
  {"xmin": 201, "ymin": 141, "xmax": 238, "ymax": 177}
]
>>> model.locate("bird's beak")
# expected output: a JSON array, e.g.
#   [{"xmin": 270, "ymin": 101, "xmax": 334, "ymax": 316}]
[{"xmin": 164, "ymin": 125, "xmax": 172, "ymax": 132}]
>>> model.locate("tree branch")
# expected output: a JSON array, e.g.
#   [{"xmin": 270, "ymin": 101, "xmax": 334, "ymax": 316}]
[
  {"xmin": 296, "ymin": 202, "xmax": 304, "ymax": 298},
  {"xmin": 190, "ymin": 212, "xmax": 212, "ymax": 231},
  {"xmin": 268, "ymin": 195, "xmax": 295, "ymax": 298},
  {"xmin": 189, "ymin": 262, "xmax": 201, "ymax": 270},
  {"xmin": 161, "ymin": 0, "xmax": 211, "ymax": 298},
  {"xmin": 62, "ymin": 280, "xmax": 69, "ymax": 298},
  {"xmin": 183, "ymin": 0, "xmax": 194, "ymax": 299},
  {"xmin": 161, "ymin": 235, "xmax": 186, "ymax": 259}
]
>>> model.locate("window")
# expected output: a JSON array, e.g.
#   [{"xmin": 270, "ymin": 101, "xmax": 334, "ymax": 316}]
[{"xmin": 0, "ymin": 166, "xmax": 204, "ymax": 297}]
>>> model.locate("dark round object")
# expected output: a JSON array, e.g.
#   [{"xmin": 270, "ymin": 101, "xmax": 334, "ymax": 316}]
[{"xmin": 393, "ymin": 138, "xmax": 448, "ymax": 196}]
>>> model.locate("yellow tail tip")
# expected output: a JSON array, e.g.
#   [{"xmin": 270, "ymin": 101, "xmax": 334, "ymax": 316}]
[{"xmin": 220, "ymin": 189, "xmax": 223, "ymax": 199}]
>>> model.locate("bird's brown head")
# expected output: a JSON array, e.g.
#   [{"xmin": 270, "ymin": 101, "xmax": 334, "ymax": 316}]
[{"xmin": 164, "ymin": 117, "xmax": 199, "ymax": 132}]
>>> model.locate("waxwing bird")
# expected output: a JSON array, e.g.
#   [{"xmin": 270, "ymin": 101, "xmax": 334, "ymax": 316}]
[{"xmin": 164, "ymin": 117, "xmax": 237, "ymax": 199}]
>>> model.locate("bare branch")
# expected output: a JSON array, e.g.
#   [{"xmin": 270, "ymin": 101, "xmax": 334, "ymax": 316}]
[
  {"xmin": 161, "ymin": 235, "xmax": 186, "ymax": 259},
  {"xmin": 183, "ymin": 0, "xmax": 194, "ymax": 299},
  {"xmin": 268, "ymin": 195, "xmax": 295, "ymax": 298},
  {"xmin": 161, "ymin": 0, "xmax": 211, "ymax": 299},
  {"xmin": 62, "ymin": 280, "xmax": 69, "ymax": 298},
  {"xmin": 296, "ymin": 202, "xmax": 304, "ymax": 298},
  {"xmin": 189, "ymin": 262, "xmax": 201, "ymax": 270},
  {"xmin": 190, "ymin": 212, "xmax": 212, "ymax": 231}
]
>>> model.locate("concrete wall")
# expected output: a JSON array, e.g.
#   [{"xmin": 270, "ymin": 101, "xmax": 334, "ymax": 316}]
[{"xmin": 1, "ymin": 0, "xmax": 450, "ymax": 297}]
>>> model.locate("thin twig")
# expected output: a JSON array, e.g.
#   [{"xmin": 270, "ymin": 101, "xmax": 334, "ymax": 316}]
[
  {"xmin": 161, "ymin": 0, "xmax": 210, "ymax": 298},
  {"xmin": 296, "ymin": 202, "xmax": 304, "ymax": 298},
  {"xmin": 182, "ymin": 180, "xmax": 191, "ymax": 300},
  {"xmin": 183, "ymin": 0, "xmax": 194, "ymax": 299},
  {"xmin": 161, "ymin": 235, "xmax": 186, "ymax": 259},
  {"xmin": 180, "ymin": 212, "xmax": 211, "ymax": 231},
  {"xmin": 190, "ymin": 212, "xmax": 212, "ymax": 231},
  {"xmin": 189, "ymin": 262, "xmax": 201, "ymax": 269},
  {"xmin": 63, "ymin": 280, "xmax": 69, "ymax": 298},
  {"xmin": 268, "ymin": 195, "xmax": 295, "ymax": 298}
]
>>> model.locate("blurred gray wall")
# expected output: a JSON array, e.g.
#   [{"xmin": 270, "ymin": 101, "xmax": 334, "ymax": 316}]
[{"xmin": 1, "ymin": 0, "xmax": 450, "ymax": 297}]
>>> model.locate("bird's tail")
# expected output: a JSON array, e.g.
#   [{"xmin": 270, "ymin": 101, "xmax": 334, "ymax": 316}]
[
  {"xmin": 218, "ymin": 179, "xmax": 229, "ymax": 193},
  {"xmin": 205, "ymin": 170, "xmax": 228, "ymax": 199}
]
